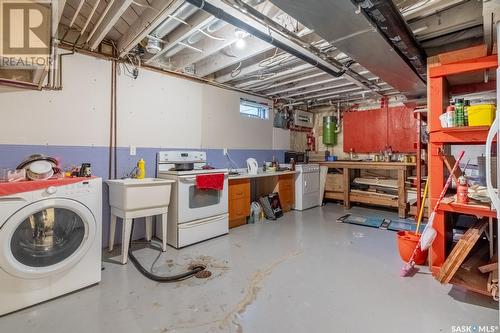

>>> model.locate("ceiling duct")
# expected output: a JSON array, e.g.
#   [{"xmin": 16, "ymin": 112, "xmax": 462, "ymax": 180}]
[
  {"xmin": 269, "ymin": 0, "xmax": 427, "ymax": 98},
  {"xmin": 353, "ymin": 0, "xmax": 427, "ymax": 80}
]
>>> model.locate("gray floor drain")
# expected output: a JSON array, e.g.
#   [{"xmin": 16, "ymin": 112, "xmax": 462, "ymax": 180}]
[{"xmin": 194, "ymin": 270, "xmax": 212, "ymax": 279}]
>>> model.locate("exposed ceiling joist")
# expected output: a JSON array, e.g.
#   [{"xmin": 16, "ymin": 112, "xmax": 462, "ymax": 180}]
[
  {"xmin": 313, "ymin": 86, "xmax": 395, "ymax": 103},
  {"xmin": 88, "ymin": 0, "xmax": 134, "ymax": 50},
  {"xmin": 194, "ymin": 35, "xmax": 276, "ymax": 78},
  {"xmin": 284, "ymin": 74, "xmax": 378, "ymax": 99},
  {"xmin": 171, "ymin": 24, "xmax": 245, "ymax": 71},
  {"xmin": 184, "ymin": 0, "xmax": 381, "ymax": 94},
  {"xmin": 235, "ymin": 63, "xmax": 315, "ymax": 89},
  {"xmin": 269, "ymin": 70, "xmax": 373, "ymax": 98},
  {"xmin": 213, "ymin": 48, "xmax": 291, "ymax": 83},
  {"xmin": 117, "ymin": 0, "xmax": 185, "ymax": 57},
  {"xmin": 259, "ymin": 71, "xmax": 329, "ymax": 95},
  {"xmin": 207, "ymin": 31, "xmax": 322, "ymax": 82},
  {"xmin": 171, "ymin": 2, "xmax": 280, "ymax": 71},
  {"xmin": 401, "ymin": 0, "xmax": 468, "ymax": 21},
  {"xmin": 408, "ymin": 0, "xmax": 483, "ymax": 41},
  {"xmin": 293, "ymin": 84, "xmax": 378, "ymax": 102},
  {"xmin": 69, "ymin": 0, "xmax": 85, "ymax": 28},
  {"xmin": 145, "ymin": 11, "xmax": 213, "ymax": 64}
]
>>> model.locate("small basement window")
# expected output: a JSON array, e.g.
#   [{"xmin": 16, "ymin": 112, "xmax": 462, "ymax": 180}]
[{"xmin": 240, "ymin": 99, "xmax": 269, "ymax": 120}]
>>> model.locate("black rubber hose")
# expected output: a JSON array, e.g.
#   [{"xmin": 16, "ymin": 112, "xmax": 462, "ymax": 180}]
[{"xmin": 127, "ymin": 219, "xmax": 205, "ymax": 282}]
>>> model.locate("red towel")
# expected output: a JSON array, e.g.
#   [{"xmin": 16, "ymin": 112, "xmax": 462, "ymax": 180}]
[
  {"xmin": 196, "ymin": 173, "xmax": 225, "ymax": 191},
  {"xmin": 0, "ymin": 177, "xmax": 95, "ymax": 197}
]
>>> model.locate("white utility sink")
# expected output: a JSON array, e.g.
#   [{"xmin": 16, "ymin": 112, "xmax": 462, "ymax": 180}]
[{"xmin": 106, "ymin": 178, "xmax": 175, "ymax": 211}]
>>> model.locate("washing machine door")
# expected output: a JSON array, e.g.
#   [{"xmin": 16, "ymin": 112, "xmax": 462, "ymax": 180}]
[{"xmin": 0, "ymin": 198, "xmax": 96, "ymax": 279}]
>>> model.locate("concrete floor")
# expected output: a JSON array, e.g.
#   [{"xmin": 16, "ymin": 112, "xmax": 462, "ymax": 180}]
[{"xmin": 0, "ymin": 204, "xmax": 498, "ymax": 333}]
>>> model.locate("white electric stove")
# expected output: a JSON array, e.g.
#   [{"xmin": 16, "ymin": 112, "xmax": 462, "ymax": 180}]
[{"xmin": 156, "ymin": 151, "xmax": 229, "ymax": 248}]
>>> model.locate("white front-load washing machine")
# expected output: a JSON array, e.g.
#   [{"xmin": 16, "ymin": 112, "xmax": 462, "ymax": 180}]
[{"xmin": 0, "ymin": 177, "xmax": 102, "ymax": 316}]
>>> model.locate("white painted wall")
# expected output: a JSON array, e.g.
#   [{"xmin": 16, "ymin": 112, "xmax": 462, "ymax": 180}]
[
  {"xmin": 272, "ymin": 128, "xmax": 291, "ymax": 150},
  {"xmin": 0, "ymin": 53, "xmax": 111, "ymax": 146},
  {"xmin": 201, "ymin": 85, "xmax": 274, "ymax": 149},
  {"xmin": 117, "ymin": 68, "xmax": 203, "ymax": 148},
  {"xmin": 0, "ymin": 52, "xmax": 290, "ymax": 150}
]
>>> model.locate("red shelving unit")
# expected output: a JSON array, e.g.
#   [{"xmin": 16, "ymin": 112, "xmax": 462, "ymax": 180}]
[{"xmin": 428, "ymin": 46, "xmax": 498, "ymax": 280}]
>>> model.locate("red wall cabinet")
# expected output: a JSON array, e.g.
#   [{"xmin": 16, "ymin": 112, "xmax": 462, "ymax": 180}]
[
  {"xmin": 343, "ymin": 109, "xmax": 387, "ymax": 153},
  {"xmin": 343, "ymin": 106, "xmax": 417, "ymax": 153},
  {"xmin": 387, "ymin": 106, "xmax": 418, "ymax": 153}
]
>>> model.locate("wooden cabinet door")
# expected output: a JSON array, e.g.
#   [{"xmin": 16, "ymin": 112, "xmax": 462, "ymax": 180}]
[
  {"xmin": 343, "ymin": 109, "xmax": 387, "ymax": 153},
  {"xmin": 276, "ymin": 174, "xmax": 295, "ymax": 212},
  {"xmin": 387, "ymin": 106, "xmax": 417, "ymax": 153},
  {"xmin": 229, "ymin": 197, "xmax": 249, "ymax": 219},
  {"xmin": 229, "ymin": 179, "xmax": 250, "ymax": 228}
]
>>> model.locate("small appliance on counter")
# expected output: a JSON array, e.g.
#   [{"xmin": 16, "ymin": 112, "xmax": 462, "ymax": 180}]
[
  {"xmin": 156, "ymin": 151, "xmax": 228, "ymax": 248},
  {"xmin": 246, "ymin": 158, "xmax": 258, "ymax": 175},
  {"xmin": 284, "ymin": 151, "xmax": 307, "ymax": 164}
]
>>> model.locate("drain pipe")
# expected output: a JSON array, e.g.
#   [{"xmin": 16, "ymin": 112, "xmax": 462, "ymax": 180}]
[
  {"xmin": 109, "ymin": 60, "xmax": 117, "ymax": 179},
  {"xmin": 335, "ymin": 101, "xmax": 342, "ymax": 134},
  {"xmin": 184, "ymin": 0, "xmax": 379, "ymax": 91}
]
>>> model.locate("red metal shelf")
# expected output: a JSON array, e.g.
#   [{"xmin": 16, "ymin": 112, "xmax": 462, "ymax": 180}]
[
  {"xmin": 428, "ymin": 45, "xmax": 498, "ymax": 277},
  {"xmin": 429, "ymin": 54, "xmax": 497, "ymax": 78},
  {"xmin": 438, "ymin": 199, "xmax": 497, "ymax": 219},
  {"xmin": 430, "ymin": 126, "xmax": 491, "ymax": 143}
]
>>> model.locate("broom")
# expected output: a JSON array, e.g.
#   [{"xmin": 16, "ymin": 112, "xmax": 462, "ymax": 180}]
[{"xmin": 400, "ymin": 150, "xmax": 465, "ymax": 277}]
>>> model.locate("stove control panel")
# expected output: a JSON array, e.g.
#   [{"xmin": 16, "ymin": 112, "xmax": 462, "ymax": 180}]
[{"xmin": 157, "ymin": 151, "xmax": 207, "ymax": 163}]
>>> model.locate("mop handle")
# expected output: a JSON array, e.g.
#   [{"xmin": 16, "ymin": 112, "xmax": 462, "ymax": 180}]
[
  {"xmin": 415, "ymin": 179, "xmax": 428, "ymax": 235},
  {"xmin": 432, "ymin": 150, "xmax": 465, "ymax": 213}
]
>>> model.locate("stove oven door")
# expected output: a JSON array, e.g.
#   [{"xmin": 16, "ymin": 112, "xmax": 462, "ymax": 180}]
[{"xmin": 177, "ymin": 175, "xmax": 228, "ymax": 223}]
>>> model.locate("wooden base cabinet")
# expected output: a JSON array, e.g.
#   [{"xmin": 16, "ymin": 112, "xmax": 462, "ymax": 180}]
[
  {"xmin": 275, "ymin": 174, "xmax": 295, "ymax": 212},
  {"xmin": 228, "ymin": 179, "xmax": 250, "ymax": 228}
]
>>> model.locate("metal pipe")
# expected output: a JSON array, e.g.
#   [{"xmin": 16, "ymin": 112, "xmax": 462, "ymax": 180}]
[
  {"xmin": 113, "ymin": 59, "xmax": 118, "ymax": 179},
  {"xmin": 109, "ymin": 61, "xmax": 115, "ymax": 179}
]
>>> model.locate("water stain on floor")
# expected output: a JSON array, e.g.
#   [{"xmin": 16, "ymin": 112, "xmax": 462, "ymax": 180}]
[{"xmin": 165, "ymin": 250, "xmax": 302, "ymax": 332}]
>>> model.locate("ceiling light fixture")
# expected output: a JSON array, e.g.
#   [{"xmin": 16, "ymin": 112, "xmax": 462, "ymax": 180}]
[
  {"xmin": 234, "ymin": 28, "xmax": 247, "ymax": 49},
  {"xmin": 235, "ymin": 38, "xmax": 246, "ymax": 49}
]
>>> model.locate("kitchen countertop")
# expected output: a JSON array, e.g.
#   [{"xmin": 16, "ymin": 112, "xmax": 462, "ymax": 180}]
[{"xmin": 228, "ymin": 170, "xmax": 297, "ymax": 180}]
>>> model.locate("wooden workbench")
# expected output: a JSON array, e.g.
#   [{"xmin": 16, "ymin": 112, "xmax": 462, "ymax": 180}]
[{"xmin": 318, "ymin": 161, "xmax": 416, "ymax": 218}]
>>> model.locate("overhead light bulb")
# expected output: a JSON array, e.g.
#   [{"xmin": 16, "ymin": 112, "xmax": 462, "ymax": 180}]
[{"xmin": 235, "ymin": 38, "xmax": 246, "ymax": 49}]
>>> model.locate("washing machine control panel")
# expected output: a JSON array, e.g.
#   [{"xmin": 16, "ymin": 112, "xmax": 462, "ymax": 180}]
[{"xmin": 44, "ymin": 181, "xmax": 93, "ymax": 197}]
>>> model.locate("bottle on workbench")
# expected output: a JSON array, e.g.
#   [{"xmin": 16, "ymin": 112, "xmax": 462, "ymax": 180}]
[{"xmin": 290, "ymin": 158, "xmax": 296, "ymax": 171}]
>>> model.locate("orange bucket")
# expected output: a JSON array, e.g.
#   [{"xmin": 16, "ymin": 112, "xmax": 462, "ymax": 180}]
[{"xmin": 397, "ymin": 231, "xmax": 428, "ymax": 265}]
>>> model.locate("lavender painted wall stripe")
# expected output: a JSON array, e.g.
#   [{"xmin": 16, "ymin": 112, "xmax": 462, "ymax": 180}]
[{"xmin": 0, "ymin": 144, "xmax": 287, "ymax": 247}]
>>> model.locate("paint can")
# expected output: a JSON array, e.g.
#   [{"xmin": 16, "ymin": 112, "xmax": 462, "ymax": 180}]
[{"xmin": 456, "ymin": 176, "xmax": 468, "ymax": 204}]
